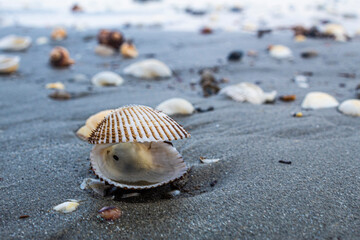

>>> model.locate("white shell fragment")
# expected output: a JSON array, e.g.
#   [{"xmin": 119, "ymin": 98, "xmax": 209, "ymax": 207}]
[
  {"xmin": 80, "ymin": 178, "xmax": 111, "ymax": 196},
  {"xmin": 199, "ymin": 157, "xmax": 220, "ymax": 164},
  {"xmin": 90, "ymin": 142, "xmax": 188, "ymax": 189},
  {"xmin": 301, "ymin": 92, "xmax": 339, "ymax": 109},
  {"xmin": 156, "ymin": 98, "xmax": 195, "ymax": 116},
  {"xmin": 123, "ymin": 59, "xmax": 172, "ymax": 79},
  {"xmin": 220, "ymin": 82, "xmax": 277, "ymax": 104},
  {"xmin": 268, "ymin": 45, "xmax": 292, "ymax": 60},
  {"xmin": 94, "ymin": 44, "xmax": 115, "ymax": 57},
  {"xmin": 0, "ymin": 35, "xmax": 32, "ymax": 51},
  {"xmin": 91, "ymin": 71, "xmax": 124, "ymax": 87},
  {"xmin": 45, "ymin": 82, "xmax": 65, "ymax": 90},
  {"xmin": 88, "ymin": 105, "xmax": 190, "ymax": 144},
  {"xmin": 338, "ymin": 99, "xmax": 360, "ymax": 116},
  {"xmin": 293, "ymin": 75, "xmax": 309, "ymax": 88},
  {"xmin": 53, "ymin": 200, "xmax": 79, "ymax": 213},
  {"xmin": 0, "ymin": 55, "xmax": 20, "ymax": 74},
  {"xmin": 324, "ymin": 24, "xmax": 348, "ymax": 42}
]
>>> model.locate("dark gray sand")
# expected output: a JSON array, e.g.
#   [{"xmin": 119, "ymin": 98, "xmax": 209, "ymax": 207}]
[{"xmin": 0, "ymin": 27, "xmax": 360, "ymax": 239}]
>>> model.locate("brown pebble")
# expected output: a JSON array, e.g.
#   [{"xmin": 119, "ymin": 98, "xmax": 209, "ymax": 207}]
[
  {"xmin": 98, "ymin": 206, "xmax": 122, "ymax": 221},
  {"xmin": 19, "ymin": 215, "xmax": 30, "ymax": 219},
  {"xmin": 201, "ymin": 27, "xmax": 213, "ymax": 34},
  {"xmin": 49, "ymin": 90, "xmax": 71, "ymax": 100},
  {"xmin": 279, "ymin": 95, "xmax": 296, "ymax": 102},
  {"xmin": 338, "ymin": 73, "xmax": 356, "ymax": 79},
  {"xmin": 200, "ymin": 70, "xmax": 220, "ymax": 97}
]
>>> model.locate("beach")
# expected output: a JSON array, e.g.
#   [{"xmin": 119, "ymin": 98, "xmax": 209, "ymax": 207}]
[{"xmin": 0, "ymin": 27, "xmax": 360, "ymax": 239}]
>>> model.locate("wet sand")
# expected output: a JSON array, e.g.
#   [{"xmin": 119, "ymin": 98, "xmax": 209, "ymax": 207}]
[{"xmin": 0, "ymin": 27, "xmax": 360, "ymax": 239}]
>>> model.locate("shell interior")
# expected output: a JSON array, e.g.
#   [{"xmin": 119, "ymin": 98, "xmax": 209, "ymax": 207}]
[
  {"xmin": 88, "ymin": 105, "xmax": 190, "ymax": 144},
  {"xmin": 90, "ymin": 142, "xmax": 188, "ymax": 189}
]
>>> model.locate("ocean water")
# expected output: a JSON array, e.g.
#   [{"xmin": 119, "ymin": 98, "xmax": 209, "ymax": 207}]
[{"xmin": 0, "ymin": 0, "xmax": 359, "ymax": 34}]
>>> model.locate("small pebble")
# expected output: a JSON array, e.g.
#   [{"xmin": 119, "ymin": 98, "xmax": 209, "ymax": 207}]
[
  {"xmin": 210, "ymin": 180, "xmax": 218, "ymax": 187},
  {"xmin": 98, "ymin": 206, "xmax": 122, "ymax": 221},
  {"xmin": 279, "ymin": 160, "xmax": 292, "ymax": 165},
  {"xmin": 279, "ymin": 95, "xmax": 296, "ymax": 102},
  {"xmin": 201, "ymin": 27, "xmax": 213, "ymax": 34},
  {"xmin": 19, "ymin": 215, "xmax": 30, "ymax": 219},
  {"xmin": 227, "ymin": 51, "xmax": 243, "ymax": 61},
  {"xmin": 301, "ymin": 51, "xmax": 318, "ymax": 59},
  {"xmin": 293, "ymin": 112, "xmax": 303, "ymax": 118}
]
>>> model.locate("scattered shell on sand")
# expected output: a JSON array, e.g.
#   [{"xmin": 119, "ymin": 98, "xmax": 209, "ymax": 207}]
[
  {"xmin": 76, "ymin": 109, "xmax": 113, "ymax": 141},
  {"xmin": 123, "ymin": 59, "xmax": 172, "ymax": 79},
  {"xmin": 98, "ymin": 206, "xmax": 122, "ymax": 221},
  {"xmin": 199, "ymin": 157, "xmax": 220, "ymax": 164},
  {"xmin": 120, "ymin": 41, "xmax": 138, "ymax": 58},
  {"xmin": 200, "ymin": 70, "xmax": 220, "ymax": 97},
  {"xmin": 80, "ymin": 178, "xmax": 110, "ymax": 196},
  {"xmin": 200, "ymin": 26, "xmax": 213, "ymax": 34},
  {"xmin": 88, "ymin": 105, "xmax": 190, "ymax": 190},
  {"xmin": 98, "ymin": 29, "xmax": 124, "ymax": 49},
  {"xmin": 36, "ymin": 37, "xmax": 49, "ymax": 45},
  {"xmin": 48, "ymin": 90, "xmax": 71, "ymax": 100},
  {"xmin": 293, "ymin": 112, "xmax": 303, "ymax": 118},
  {"xmin": 156, "ymin": 98, "xmax": 195, "ymax": 116},
  {"xmin": 51, "ymin": 27, "xmax": 67, "ymax": 41},
  {"xmin": 293, "ymin": 75, "xmax": 309, "ymax": 88},
  {"xmin": 53, "ymin": 200, "xmax": 79, "ymax": 213},
  {"xmin": 294, "ymin": 35, "xmax": 306, "ymax": 42},
  {"xmin": 0, "ymin": 35, "xmax": 32, "ymax": 51},
  {"xmin": 338, "ymin": 99, "xmax": 360, "ymax": 116},
  {"xmin": 268, "ymin": 45, "xmax": 292, "ymax": 60},
  {"xmin": 49, "ymin": 46, "xmax": 75, "ymax": 67},
  {"xmin": 0, "ymin": 55, "xmax": 20, "ymax": 74},
  {"xmin": 301, "ymin": 92, "xmax": 339, "ymax": 109},
  {"xmin": 91, "ymin": 71, "xmax": 124, "ymax": 87},
  {"xmin": 94, "ymin": 44, "xmax": 115, "ymax": 57},
  {"xmin": 45, "ymin": 82, "xmax": 65, "ymax": 90},
  {"xmin": 166, "ymin": 190, "xmax": 181, "ymax": 198},
  {"xmin": 324, "ymin": 24, "xmax": 348, "ymax": 42},
  {"xmin": 220, "ymin": 82, "xmax": 277, "ymax": 104}
]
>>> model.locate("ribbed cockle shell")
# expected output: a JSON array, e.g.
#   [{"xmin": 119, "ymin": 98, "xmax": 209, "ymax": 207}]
[{"xmin": 88, "ymin": 105, "xmax": 190, "ymax": 144}]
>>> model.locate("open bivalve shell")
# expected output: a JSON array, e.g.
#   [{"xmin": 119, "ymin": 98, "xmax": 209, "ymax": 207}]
[
  {"xmin": 123, "ymin": 59, "xmax": 172, "ymax": 79},
  {"xmin": 88, "ymin": 105, "xmax": 190, "ymax": 190},
  {"xmin": 301, "ymin": 92, "xmax": 339, "ymax": 109},
  {"xmin": 0, "ymin": 35, "xmax": 32, "ymax": 51},
  {"xmin": 0, "ymin": 55, "xmax": 20, "ymax": 74}
]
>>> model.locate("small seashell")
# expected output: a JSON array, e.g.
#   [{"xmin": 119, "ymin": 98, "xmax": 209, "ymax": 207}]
[
  {"xmin": 338, "ymin": 99, "xmax": 360, "ymax": 116},
  {"xmin": 293, "ymin": 75, "xmax": 309, "ymax": 88},
  {"xmin": 48, "ymin": 90, "xmax": 71, "ymax": 100},
  {"xmin": 292, "ymin": 112, "xmax": 303, "ymax": 118},
  {"xmin": 324, "ymin": 24, "xmax": 349, "ymax": 42},
  {"xmin": 94, "ymin": 44, "xmax": 115, "ymax": 57},
  {"xmin": 267, "ymin": 45, "xmax": 292, "ymax": 60},
  {"xmin": 49, "ymin": 46, "xmax": 75, "ymax": 67},
  {"xmin": 76, "ymin": 110, "xmax": 113, "ymax": 141},
  {"xmin": 199, "ymin": 157, "xmax": 220, "ymax": 164},
  {"xmin": 71, "ymin": 4, "xmax": 83, "ymax": 13},
  {"xmin": 80, "ymin": 178, "xmax": 110, "ymax": 196},
  {"xmin": 53, "ymin": 200, "xmax": 79, "ymax": 213},
  {"xmin": 301, "ymin": 92, "xmax": 339, "ymax": 109},
  {"xmin": 98, "ymin": 206, "xmax": 122, "ymax": 221},
  {"xmin": 98, "ymin": 30, "xmax": 124, "ymax": 50},
  {"xmin": 120, "ymin": 41, "xmax": 138, "ymax": 58},
  {"xmin": 91, "ymin": 71, "xmax": 124, "ymax": 87},
  {"xmin": 0, "ymin": 55, "xmax": 20, "ymax": 74},
  {"xmin": 51, "ymin": 27, "xmax": 67, "ymax": 41},
  {"xmin": 294, "ymin": 35, "xmax": 306, "ymax": 42},
  {"xmin": 220, "ymin": 82, "xmax": 277, "ymax": 104},
  {"xmin": 156, "ymin": 98, "xmax": 195, "ymax": 116},
  {"xmin": 121, "ymin": 192, "xmax": 140, "ymax": 199},
  {"xmin": 36, "ymin": 37, "xmax": 49, "ymax": 45},
  {"xmin": 227, "ymin": 51, "xmax": 243, "ymax": 61},
  {"xmin": 0, "ymin": 35, "xmax": 32, "ymax": 51},
  {"xmin": 123, "ymin": 59, "xmax": 172, "ymax": 79},
  {"xmin": 301, "ymin": 51, "xmax": 318, "ymax": 59},
  {"xmin": 166, "ymin": 190, "xmax": 180, "ymax": 198},
  {"xmin": 279, "ymin": 95, "xmax": 296, "ymax": 102},
  {"xmin": 45, "ymin": 82, "xmax": 65, "ymax": 90}
]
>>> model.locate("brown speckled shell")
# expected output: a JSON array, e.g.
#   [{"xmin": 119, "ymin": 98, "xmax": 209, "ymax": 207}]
[
  {"xmin": 50, "ymin": 46, "xmax": 74, "ymax": 67},
  {"xmin": 97, "ymin": 30, "xmax": 124, "ymax": 49}
]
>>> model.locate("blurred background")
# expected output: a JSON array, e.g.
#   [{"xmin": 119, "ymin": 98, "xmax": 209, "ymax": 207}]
[{"xmin": 0, "ymin": 0, "xmax": 359, "ymax": 35}]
